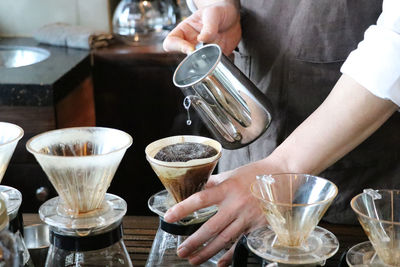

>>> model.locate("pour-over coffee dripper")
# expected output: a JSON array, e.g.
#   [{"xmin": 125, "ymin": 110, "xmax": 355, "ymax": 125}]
[
  {"xmin": 0, "ymin": 122, "xmax": 34, "ymax": 266},
  {"xmin": 26, "ymin": 127, "xmax": 133, "ymax": 267},
  {"xmin": 145, "ymin": 135, "xmax": 223, "ymax": 266},
  {"xmin": 0, "ymin": 122, "xmax": 23, "ymax": 205},
  {"xmin": 347, "ymin": 189, "xmax": 400, "ymax": 266},
  {"xmin": 146, "ymin": 135, "xmax": 221, "ymax": 223},
  {"xmin": 233, "ymin": 174, "xmax": 339, "ymax": 266}
]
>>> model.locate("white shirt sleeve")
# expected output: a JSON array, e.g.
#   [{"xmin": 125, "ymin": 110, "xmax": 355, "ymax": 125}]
[
  {"xmin": 186, "ymin": 0, "xmax": 198, "ymax": 13},
  {"xmin": 340, "ymin": 0, "xmax": 400, "ymax": 106}
]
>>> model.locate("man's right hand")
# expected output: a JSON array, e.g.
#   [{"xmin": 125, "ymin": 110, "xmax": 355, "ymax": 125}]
[{"xmin": 163, "ymin": 1, "xmax": 241, "ymax": 55}]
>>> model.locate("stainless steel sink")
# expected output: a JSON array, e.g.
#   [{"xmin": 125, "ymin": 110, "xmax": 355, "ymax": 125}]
[{"xmin": 0, "ymin": 45, "xmax": 50, "ymax": 68}]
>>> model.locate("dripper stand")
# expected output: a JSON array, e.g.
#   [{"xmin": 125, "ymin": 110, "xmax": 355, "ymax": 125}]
[
  {"xmin": 246, "ymin": 225, "xmax": 339, "ymax": 266},
  {"xmin": 0, "ymin": 186, "xmax": 22, "ymax": 220},
  {"xmin": 346, "ymin": 241, "xmax": 388, "ymax": 267},
  {"xmin": 148, "ymin": 190, "xmax": 217, "ymax": 225},
  {"xmin": 39, "ymin": 193, "xmax": 127, "ymax": 236}
]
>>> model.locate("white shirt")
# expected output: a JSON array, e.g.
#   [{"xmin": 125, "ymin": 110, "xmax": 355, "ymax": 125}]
[
  {"xmin": 341, "ymin": 0, "xmax": 400, "ymax": 106},
  {"xmin": 186, "ymin": 0, "xmax": 197, "ymax": 12}
]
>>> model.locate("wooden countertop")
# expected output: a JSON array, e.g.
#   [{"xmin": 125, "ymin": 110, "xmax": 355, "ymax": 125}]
[{"xmin": 23, "ymin": 214, "xmax": 367, "ymax": 267}]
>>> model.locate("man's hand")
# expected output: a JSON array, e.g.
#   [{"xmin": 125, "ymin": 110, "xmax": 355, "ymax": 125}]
[
  {"xmin": 164, "ymin": 158, "xmax": 286, "ymax": 266},
  {"xmin": 163, "ymin": 1, "xmax": 241, "ymax": 55}
]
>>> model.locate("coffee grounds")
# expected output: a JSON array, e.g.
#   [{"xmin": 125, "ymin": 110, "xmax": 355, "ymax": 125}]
[{"xmin": 154, "ymin": 142, "xmax": 218, "ymax": 162}]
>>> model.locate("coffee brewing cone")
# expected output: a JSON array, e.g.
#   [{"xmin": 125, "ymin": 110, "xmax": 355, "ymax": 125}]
[
  {"xmin": 251, "ymin": 174, "xmax": 337, "ymax": 247},
  {"xmin": 351, "ymin": 189, "xmax": 400, "ymax": 266},
  {"xmin": 0, "ymin": 122, "xmax": 24, "ymax": 183},
  {"xmin": 145, "ymin": 135, "xmax": 221, "ymax": 203},
  {"xmin": 26, "ymin": 127, "xmax": 132, "ymax": 215}
]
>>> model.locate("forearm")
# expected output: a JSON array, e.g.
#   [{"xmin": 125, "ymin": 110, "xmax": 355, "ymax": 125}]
[{"xmin": 269, "ymin": 74, "xmax": 397, "ymax": 175}]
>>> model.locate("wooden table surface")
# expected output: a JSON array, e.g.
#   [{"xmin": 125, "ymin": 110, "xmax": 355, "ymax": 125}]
[{"xmin": 23, "ymin": 214, "xmax": 367, "ymax": 267}]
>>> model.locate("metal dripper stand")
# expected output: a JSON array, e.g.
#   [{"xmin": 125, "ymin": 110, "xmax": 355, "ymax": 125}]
[
  {"xmin": 145, "ymin": 135, "xmax": 224, "ymax": 266},
  {"xmin": 0, "ymin": 122, "xmax": 34, "ymax": 266},
  {"xmin": 233, "ymin": 174, "xmax": 340, "ymax": 267},
  {"xmin": 347, "ymin": 189, "xmax": 400, "ymax": 266},
  {"xmin": 26, "ymin": 127, "xmax": 134, "ymax": 267}
]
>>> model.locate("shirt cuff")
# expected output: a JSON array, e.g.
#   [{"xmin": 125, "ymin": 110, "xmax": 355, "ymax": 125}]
[
  {"xmin": 341, "ymin": 25, "xmax": 400, "ymax": 106},
  {"xmin": 186, "ymin": 0, "xmax": 198, "ymax": 13}
]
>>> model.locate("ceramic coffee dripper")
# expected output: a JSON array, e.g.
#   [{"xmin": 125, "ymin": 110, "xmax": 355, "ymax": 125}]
[
  {"xmin": 173, "ymin": 44, "xmax": 273, "ymax": 149},
  {"xmin": 233, "ymin": 173, "xmax": 339, "ymax": 266},
  {"xmin": 347, "ymin": 189, "xmax": 400, "ymax": 266},
  {"xmin": 145, "ymin": 135, "xmax": 224, "ymax": 266}
]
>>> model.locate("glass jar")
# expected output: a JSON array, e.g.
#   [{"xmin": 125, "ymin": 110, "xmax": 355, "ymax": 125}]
[{"xmin": 113, "ymin": 0, "xmax": 177, "ymax": 45}]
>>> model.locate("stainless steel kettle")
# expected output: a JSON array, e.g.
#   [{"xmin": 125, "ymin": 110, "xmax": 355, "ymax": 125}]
[{"xmin": 173, "ymin": 44, "xmax": 273, "ymax": 149}]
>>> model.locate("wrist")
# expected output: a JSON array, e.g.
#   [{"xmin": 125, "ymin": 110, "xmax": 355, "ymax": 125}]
[{"xmin": 256, "ymin": 154, "xmax": 292, "ymax": 176}]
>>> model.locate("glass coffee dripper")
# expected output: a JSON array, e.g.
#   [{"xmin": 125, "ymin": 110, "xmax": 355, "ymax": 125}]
[
  {"xmin": 26, "ymin": 127, "xmax": 133, "ymax": 267},
  {"xmin": 234, "ymin": 173, "xmax": 339, "ymax": 266},
  {"xmin": 145, "ymin": 135, "xmax": 223, "ymax": 266},
  {"xmin": 347, "ymin": 189, "xmax": 400, "ymax": 266},
  {"xmin": 0, "ymin": 122, "xmax": 33, "ymax": 266}
]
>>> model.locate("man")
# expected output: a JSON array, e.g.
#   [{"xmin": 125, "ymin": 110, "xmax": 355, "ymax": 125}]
[{"xmin": 163, "ymin": 0, "xmax": 400, "ymax": 266}]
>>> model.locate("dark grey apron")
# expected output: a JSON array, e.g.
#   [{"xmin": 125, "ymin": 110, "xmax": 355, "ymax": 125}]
[{"xmin": 219, "ymin": 0, "xmax": 400, "ymax": 224}]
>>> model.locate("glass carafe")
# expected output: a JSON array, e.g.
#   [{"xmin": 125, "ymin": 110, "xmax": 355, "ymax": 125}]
[
  {"xmin": 45, "ymin": 221, "xmax": 131, "ymax": 267},
  {"xmin": 3, "ymin": 186, "xmax": 34, "ymax": 267}
]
